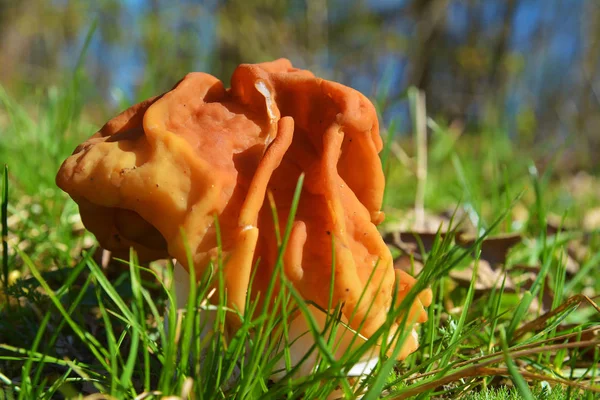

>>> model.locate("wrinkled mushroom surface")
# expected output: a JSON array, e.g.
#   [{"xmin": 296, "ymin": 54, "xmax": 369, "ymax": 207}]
[{"xmin": 57, "ymin": 58, "xmax": 430, "ymax": 357}]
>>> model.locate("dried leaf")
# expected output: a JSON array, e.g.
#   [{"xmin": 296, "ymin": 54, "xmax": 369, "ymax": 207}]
[
  {"xmin": 558, "ymin": 251, "xmax": 580, "ymax": 275},
  {"xmin": 583, "ymin": 207, "xmax": 600, "ymax": 231},
  {"xmin": 546, "ymin": 213, "xmax": 576, "ymax": 235},
  {"xmin": 513, "ymin": 294, "xmax": 600, "ymax": 340},
  {"xmin": 393, "ymin": 254, "xmax": 424, "ymax": 275},
  {"xmin": 511, "ymin": 264, "xmax": 555, "ymax": 313},
  {"xmin": 568, "ymin": 238, "xmax": 590, "ymax": 264},
  {"xmin": 448, "ymin": 259, "xmax": 513, "ymax": 291},
  {"xmin": 384, "ymin": 230, "xmax": 450, "ymax": 260},
  {"xmin": 456, "ymin": 232, "xmax": 522, "ymax": 267}
]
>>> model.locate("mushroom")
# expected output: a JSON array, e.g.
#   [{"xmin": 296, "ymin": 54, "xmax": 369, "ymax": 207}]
[{"xmin": 56, "ymin": 58, "xmax": 432, "ymax": 384}]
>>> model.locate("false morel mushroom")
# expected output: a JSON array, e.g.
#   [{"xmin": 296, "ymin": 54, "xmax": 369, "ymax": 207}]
[{"xmin": 57, "ymin": 58, "xmax": 431, "ymax": 378}]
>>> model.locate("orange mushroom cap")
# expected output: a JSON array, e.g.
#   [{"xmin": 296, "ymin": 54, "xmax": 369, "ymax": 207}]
[{"xmin": 57, "ymin": 58, "xmax": 430, "ymax": 358}]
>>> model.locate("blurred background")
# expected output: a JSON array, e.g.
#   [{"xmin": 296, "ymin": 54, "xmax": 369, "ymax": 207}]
[{"xmin": 0, "ymin": 0, "xmax": 598, "ymax": 171}]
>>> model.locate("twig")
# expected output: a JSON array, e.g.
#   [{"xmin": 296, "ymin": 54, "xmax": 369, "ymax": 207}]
[
  {"xmin": 409, "ymin": 88, "xmax": 427, "ymax": 230},
  {"xmin": 514, "ymin": 295, "xmax": 600, "ymax": 340},
  {"xmin": 390, "ymin": 142, "xmax": 415, "ymax": 172},
  {"xmin": 389, "ymin": 366, "xmax": 600, "ymax": 399},
  {"xmin": 413, "ymin": 338, "xmax": 600, "ymax": 381}
]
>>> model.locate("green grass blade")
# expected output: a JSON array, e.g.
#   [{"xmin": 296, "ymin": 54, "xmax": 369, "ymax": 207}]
[
  {"xmin": 95, "ymin": 282, "xmax": 120, "ymax": 395},
  {"xmin": 381, "ymin": 119, "xmax": 397, "ymax": 207},
  {"xmin": 73, "ymin": 19, "xmax": 97, "ymax": 77},
  {"xmin": 500, "ymin": 327, "xmax": 534, "ymax": 400},
  {"xmin": 86, "ymin": 256, "xmax": 160, "ymax": 355},
  {"xmin": 17, "ymin": 312, "xmax": 50, "ymax": 400},
  {"xmin": 18, "ymin": 249, "xmax": 111, "ymax": 370},
  {"xmin": 178, "ymin": 232, "xmax": 198, "ymax": 377},
  {"xmin": 2, "ymin": 164, "xmax": 8, "ymax": 286},
  {"xmin": 127, "ymin": 250, "xmax": 151, "ymax": 390},
  {"xmin": 120, "ymin": 320, "xmax": 140, "ymax": 396}
]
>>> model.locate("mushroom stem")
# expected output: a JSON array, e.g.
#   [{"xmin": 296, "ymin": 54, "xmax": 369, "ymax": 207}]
[{"xmin": 170, "ymin": 262, "xmax": 381, "ymax": 385}]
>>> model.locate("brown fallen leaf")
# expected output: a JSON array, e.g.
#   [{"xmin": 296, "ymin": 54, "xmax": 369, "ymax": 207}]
[
  {"xmin": 564, "ymin": 171, "xmax": 600, "ymax": 202},
  {"xmin": 568, "ymin": 238, "xmax": 590, "ymax": 264},
  {"xmin": 393, "ymin": 254, "xmax": 424, "ymax": 275},
  {"xmin": 557, "ymin": 251, "xmax": 580, "ymax": 275},
  {"xmin": 456, "ymin": 232, "xmax": 522, "ymax": 267},
  {"xmin": 583, "ymin": 207, "xmax": 600, "ymax": 231},
  {"xmin": 511, "ymin": 202, "xmax": 529, "ymax": 227},
  {"xmin": 384, "ymin": 230, "xmax": 451, "ymax": 260},
  {"xmin": 443, "ymin": 232, "xmax": 524, "ymax": 298},
  {"xmin": 546, "ymin": 213, "xmax": 577, "ymax": 235},
  {"xmin": 511, "ymin": 264, "xmax": 555, "ymax": 313},
  {"xmin": 448, "ymin": 259, "xmax": 513, "ymax": 292},
  {"xmin": 383, "ymin": 208, "xmax": 454, "ymax": 232},
  {"xmin": 446, "ymin": 261, "xmax": 554, "ymax": 314}
]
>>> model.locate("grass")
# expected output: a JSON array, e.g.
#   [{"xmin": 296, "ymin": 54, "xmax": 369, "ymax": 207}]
[{"xmin": 0, "ymin": 67, "xmax": 599, "ymax": 400}]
